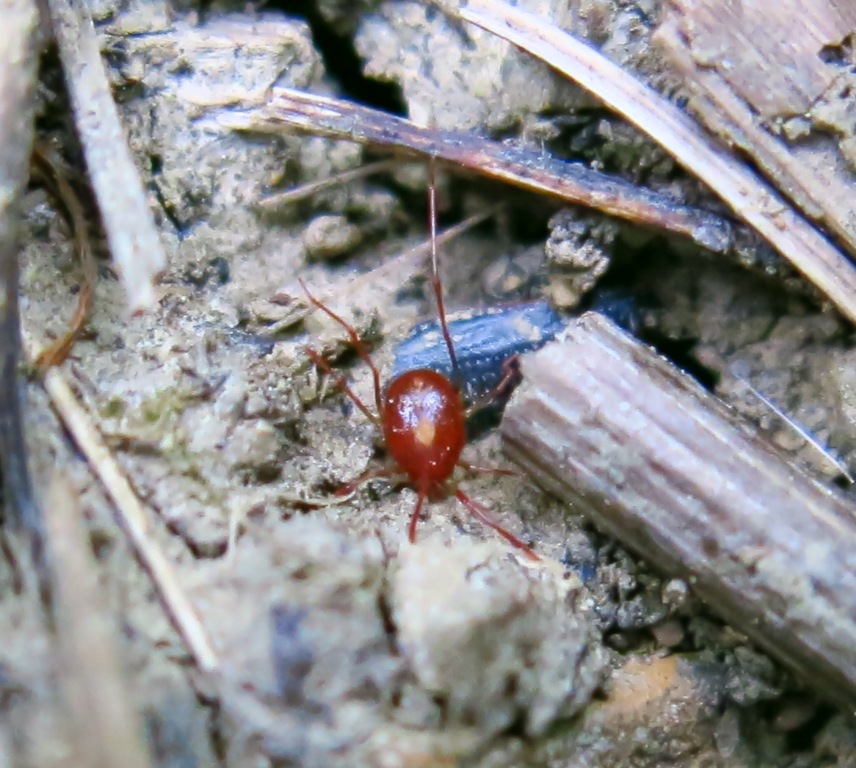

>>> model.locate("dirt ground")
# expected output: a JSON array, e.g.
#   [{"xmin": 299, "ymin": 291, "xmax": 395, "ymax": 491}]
[{"xmin": 6, "ymin": 0, "xmax": 856, "ymax": 766}]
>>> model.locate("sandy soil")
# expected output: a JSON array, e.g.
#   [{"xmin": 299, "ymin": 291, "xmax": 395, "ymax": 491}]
[{"xmin": 6, "ymin": 1, "xmax": 856, "ymax": 766}]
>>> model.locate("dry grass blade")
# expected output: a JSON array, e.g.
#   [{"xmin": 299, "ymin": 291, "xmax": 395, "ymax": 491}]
[
  {"xmin": 45, "ymin": 473, "xmax": 152, "ymax": 768},
  {"xmin": 448, "ymin": 0, "xmax": 856, "ymax": 325},
  {"xmin": 222, "ymin": 88, "xmax": 734, "ymax": 255},
  {"xmin": 0, "ymin": 0, "xmax": 41, "ymax": 533},
  {"xmin": 257, "ymin": 158, "xmax": 400, "ymax": 211},
  {"xmin": 30, "ymin": 146, "xmax": 97, "ymax": 371},
  {"xmin": 735, "ymin": 375, "xmax": 854, "ymax": 484},
  {"xmin": 26, "ymin": 336, "xmax": 220, "ymax": 674},
  {"xmin": 45, "ymin": 0, "xmax": 166, "ymax": 312},
  {"xmin": 266, "ymin": 210, "xmax": 495, "ymax": 334}
]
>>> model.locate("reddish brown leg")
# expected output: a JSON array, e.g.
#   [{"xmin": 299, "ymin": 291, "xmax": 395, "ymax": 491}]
[
  {"xmin": 465, "ymin": 354, "xmax": 522, "ymax": 418},
  {"xmin": 408, "ymin": 487, "xmax": 429, "ymax": 543},
  {"xmin": 335, "ymin": 465, "xmax": 394, "ymax": 497},
  {"xmin": 427, "ymin": 159, "xmax": 460, "ymax": 383},
  {"xmin": 305, "ymin": 345, "xmax": 380, "ymax": 427},
  {"xmin": 453, "ymin": 489, "xmax": 539, "ymax": 561},
  {"xmin": 299, "ymin": 277, "xmax": 384, "ymax": 416}
]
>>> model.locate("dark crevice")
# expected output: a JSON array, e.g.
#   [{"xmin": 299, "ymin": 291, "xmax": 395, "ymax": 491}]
[
  {"xmin": 149, "ymin": 179, "xmax": 186, "ymax": 238},
  {"xmin": 268, "ymin": 1, "xmax": 407, "ymax": 114}
]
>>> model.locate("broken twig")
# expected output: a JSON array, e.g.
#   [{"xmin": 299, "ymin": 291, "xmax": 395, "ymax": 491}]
[
  {"xmin": 446, "ymin": 0, "xmax": 856, "ymax": 326},
  {"xmin": 220, "ymin": 88, "xmax": 735, "ymax": 255},
  {"xmin": 502, "ymin": 313, "xmax": 856, "ymax": 711},
  {"xmin": 26, "ymin": 335, "xmax": 219, "ymax": 674}
]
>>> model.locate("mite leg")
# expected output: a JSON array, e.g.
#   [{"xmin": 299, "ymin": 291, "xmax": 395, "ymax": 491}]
[
  {"xmin": 408, "ymin": 487, "xmax": 429, "ymax": 543},
  {"xmin": 299, "ymin": 277, "xmax": 384, "ymax": 417},
  {"xmin": 426, "ymin": 159, "xmax": 461, "ymax": 385},
  {"xmin": 453, "ymin": 488, "xmax": 539, "ymax": 561},
  {"xmin": 334, "ymin": 464, "xmax": 397, "ymax": 497},
  {"xmin": 464, "ymin": 354, "xmax": 522, "ymax": 418},
  {"xmin": 304, "ymin": 345, "xmax": 380, "ymax": 427}
]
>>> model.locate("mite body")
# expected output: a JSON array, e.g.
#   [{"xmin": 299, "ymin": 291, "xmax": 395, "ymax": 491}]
[
  {"xmin": 382, "ymin": 369, "xmax": 466, "ymax": 487},
  {"xmin": 302, "ymin": 164, "xmax": 538, "ymax": 559}
]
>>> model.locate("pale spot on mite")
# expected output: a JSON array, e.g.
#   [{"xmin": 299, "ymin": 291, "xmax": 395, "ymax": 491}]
[{"xmin": 415, "ymin": 419, "xmax": 436, "ymax": 446}]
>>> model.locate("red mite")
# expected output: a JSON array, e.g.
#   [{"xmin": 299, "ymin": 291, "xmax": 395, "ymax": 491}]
[{"xmin": 301, "ymin": 164, "xmax": 538, "ymax": 561}]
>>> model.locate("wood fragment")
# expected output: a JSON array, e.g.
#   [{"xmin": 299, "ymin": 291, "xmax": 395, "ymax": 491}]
[
  {"xmin": 656, "ymin": 5, "xmax": 856, "ymax": 258},
  {"xmin": 501, "ymin": 313, "xmax": 856, "ymax": 711},
  {"xmin": 45, "ymin": 473, "xmax": 151, "ymax": 768},
  {"xmin": 27, "ymin": 337, "xmax": 220, "ymax": 674},
  {"xmin": 447, "ymin": 0, "xmax": 856, "ymax": 326},
  {"xmin": 220, "ymin": 88, "xmax": 735, "ymax": 255},
  {"xmin": 45, "ymin": 0, "xmax": 166, "ymax": 312},
  {"xmin": 0, "ymin": 0, "xmax": 41, "ymax": 533},
  {"xmin": 659, "ymin": 0, "xmax": 856, "ymax": 119}
]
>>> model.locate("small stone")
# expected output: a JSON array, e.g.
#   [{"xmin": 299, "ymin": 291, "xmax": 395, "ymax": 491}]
[
  {"xmin": 772, "ymin": 696, "xmax": 817, "ymax": 732},
  {"xmin": 662, "ymin": 578, "xmax": 689, "ymax": 610},
  {"xmin": 243, "ymin": 391, "xmax": 268, "ymax": 418},
  {"xmin": 652, "ymin": 619, "xmax": 685, "ymax": 648},
  {"xmin": 781, "ymin": 115, "xmax": 811, "ymax": 141},
  {"xmin": 226, "ymin": 419, "xmax": 283, "ymax": 474},
  {"xmin": 303, "ymin": 214, "xmax": 362, "ymax": 261},
  {"xmin": 714, "ymin": 706, "xmax": 741, "ymax": 758}
]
